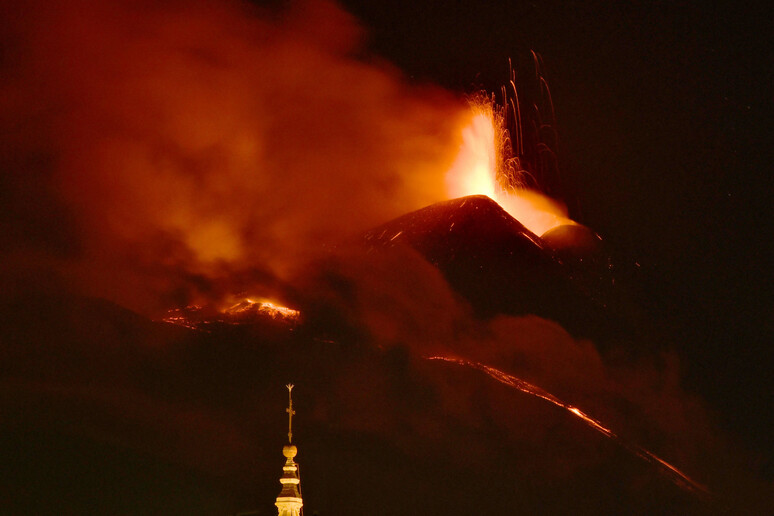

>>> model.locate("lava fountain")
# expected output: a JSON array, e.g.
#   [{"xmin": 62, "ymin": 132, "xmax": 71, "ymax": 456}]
[{"xmin": 445, "ymin": 97, "xmax": 576, "ymax": 237}]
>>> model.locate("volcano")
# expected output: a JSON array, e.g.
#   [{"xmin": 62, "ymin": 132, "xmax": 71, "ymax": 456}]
[
  {"xmin": 0, "ymin": 294, "xmax": 712, "ymax": 515},
  {"xmin": 0, "ymin": 197, "xmax": 734, "ymax": 515},
  {"xmin": 365, "ymin": 195, "xmax": 634, "ymax": 344}
]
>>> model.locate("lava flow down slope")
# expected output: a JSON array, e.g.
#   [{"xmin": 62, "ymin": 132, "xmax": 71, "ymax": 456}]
[{"xmin": 0, "ymin": 260, "xmax": 716, "ymax": 515}]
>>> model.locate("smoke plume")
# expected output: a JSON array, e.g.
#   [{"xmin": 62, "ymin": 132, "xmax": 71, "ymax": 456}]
[{"xmin": 1, "ymin": 0, "xmax": 467, "ymax": 313}]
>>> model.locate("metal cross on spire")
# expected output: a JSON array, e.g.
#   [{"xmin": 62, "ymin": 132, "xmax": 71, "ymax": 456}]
[{"xmin": 285, "ymin": 384, "xmax": 295, "ymax": 444}]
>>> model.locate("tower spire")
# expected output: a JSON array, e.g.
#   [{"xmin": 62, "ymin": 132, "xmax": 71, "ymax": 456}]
[
  {"xmin": 275, "ymin": 384, "xmax": 303, "ymax": 516},
  {"xmin": 286, "ymin": 384, "xmax": 295, "ymax": 444}
]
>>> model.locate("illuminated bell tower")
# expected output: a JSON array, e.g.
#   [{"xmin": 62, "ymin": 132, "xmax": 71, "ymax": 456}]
[{"xmin": 275, "ymin": 384, "xmax": 303, "ymax": 516}]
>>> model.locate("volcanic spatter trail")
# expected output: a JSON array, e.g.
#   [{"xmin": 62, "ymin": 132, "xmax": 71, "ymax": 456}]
[{"xmin": 427, "ymin": 356, "xmax": 711, "ymax": 497}]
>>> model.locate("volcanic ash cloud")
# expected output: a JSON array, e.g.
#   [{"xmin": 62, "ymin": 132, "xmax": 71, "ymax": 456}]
[{"xmin": 0, "ymin": 0, "xmax": 468, "ymax": 313}]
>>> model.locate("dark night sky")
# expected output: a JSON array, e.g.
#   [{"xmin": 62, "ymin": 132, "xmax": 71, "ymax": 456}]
[{"xmin": 337, "ymin": 0, "xmax": 772, "ymax": 451}]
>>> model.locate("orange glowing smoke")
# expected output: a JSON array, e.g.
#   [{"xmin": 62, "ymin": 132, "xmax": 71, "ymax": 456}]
[
  {"xmin": 5, "ymin": 0, "xmax": 577, "ymax": 317},
  {"xmin": 445, "ymin": 100, "xmax": 576, "ymax": 236},
  {"xmin": 1, "ymin": 0, "xmax": 474, "ymax": 313}
]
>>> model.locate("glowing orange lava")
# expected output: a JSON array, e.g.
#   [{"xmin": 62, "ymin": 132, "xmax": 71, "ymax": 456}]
[
  {"xmin": 445, "ymin": 102, "xmax": 576, "ymax": 236},
  {"xmin": 428, "ymin": 355, "xmax": 710, "ymax": 497},
  {"xmin": 225, "ymin": 298, "xmax": 301, "ymax": 321},
  {"xmin": 161, "ymin": 298, "xmax": 300, "ymax": 329}
]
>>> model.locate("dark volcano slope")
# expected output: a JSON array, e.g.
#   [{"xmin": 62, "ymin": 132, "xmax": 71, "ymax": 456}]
[
  {"xmin": 0, "ymin": 291, "xmax": 710, "ymax": 515},
  {"xmin": 365, "ymin": 195, "xmax": 635, "ymax": 342}
]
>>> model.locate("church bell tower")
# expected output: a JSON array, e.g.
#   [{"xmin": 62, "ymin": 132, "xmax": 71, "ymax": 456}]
[{"xmin": 275, "ymin": 384, "xmax": 303, "ymax": 516}]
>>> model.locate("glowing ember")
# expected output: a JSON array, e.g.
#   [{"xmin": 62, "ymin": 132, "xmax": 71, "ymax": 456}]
[
  {"xmin": 162, "ymin": 305, "xmax": 205, "ymax": 330},
  {"xmin": 428, "ymin": 356, "xmax": 710, "ymax": 497},
  {"xmin": 445, "ymin": 101, "xmax": 576, "ymax": 236}
]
